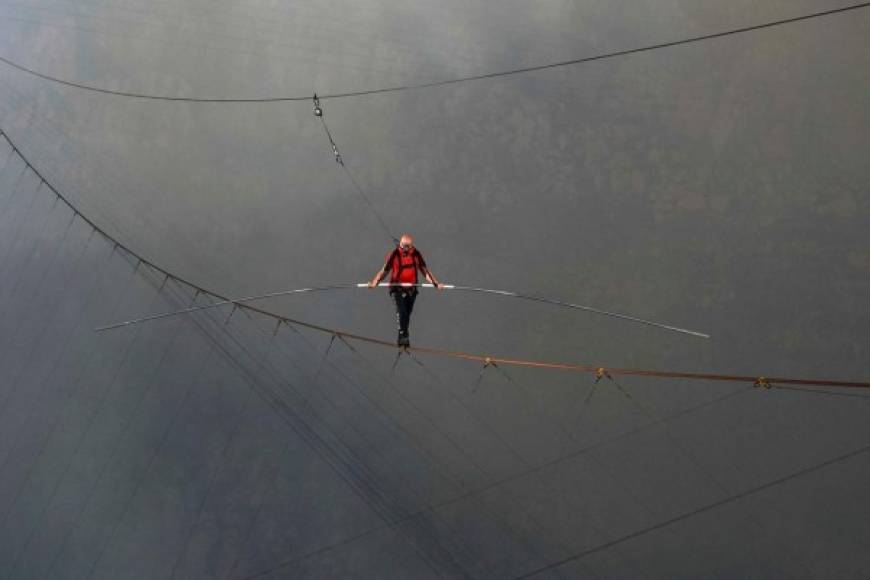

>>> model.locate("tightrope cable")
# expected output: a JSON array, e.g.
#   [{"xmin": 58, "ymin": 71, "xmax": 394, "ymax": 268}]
[
  {"xmin": 1, "ymin": 3, "xmax": 867, "ymax": 102},
  {"xmin": 95, "ymin": 282, "xmax": 710, "ymax": 338}
]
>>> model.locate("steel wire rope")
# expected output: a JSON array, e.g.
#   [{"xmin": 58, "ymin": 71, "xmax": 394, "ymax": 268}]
[
  {"xmin": 230, "ymin": 313, "xmax": 480, "ymax": 579},
  {"xmin": 315, "ymin": 110, "xmax": 398, "ymax": 243},
  {"xmin": 0, "ymin": 175, "xmax": 49, "ymax": 326},
  {"xmin": 247, "ymin": 347, "xmax": 707, "ymax": 580},
  {"xmin": 250, "ymin": 316, "xmax": 468, "ymax": 520},
  {"xmin": 0, "ymin": 243, "xmax": 141, "ymax": 567},
  {"xmin": 32, "ymin": 274, "xmax": 199, "ymax": 574},
  {"xmin": 97, "ymin": 276, "xmax": 869, "ymax": 389},
  {"xmin": 0, "ymin": 189, "xmax": 67, "ymax": 336},
  {"xmin": 0, "ymin": 160, "xmax": 30, "ymax": 215},
  {"xmin": 322, "ymin": 336, "xmax": 577, "ymax": 580},
  {"xmin": 4, "ymin": 133, "xmax": 863, "ymax": 576},
  {"xmin": 328, "ymin": 339, "xmax": 580, "ymax": 576},
  {"xmin": 166, "ymin": 308, "xmax": 278, "ymax": 580},
  {"xmin": 17, "ymin": 264, "xmax": 180, "ymax": 578},
  {"xmin": 0, "ymin": 226, "xmax": 109, "ymax": 468},
  {"xmin": 461, "ymin": 359, "xmax": 643, "ymax": 577},
  {"xmin": 241, "ymin": 387, "xmax": 754, "ymax": 580},
  {"xmin": 405, "ymin": 353, "xmax": 627, "ymax": 576},
  {"xmin": 325, "ymin": 339, "xmax": 579, "ymax": 580},
  {"xmin": 0, "ymin": 179, "xmax": 44, "ymax": 290},
  {"xmin": 541, "ymin": 374, "xmax": 678, "ymax": 542},
  {"xmin": 404, "ymin": 349, "xmax": 530, "ymax": 473},
  {"xmin": 83, "ymin": 283, "xmax": 222, "ymax": 579},
  {"xmin": 0, "ymin": 198, "xmax": 74, "ymax": 309},
  {"xmin": 299, "ymin": 333, "xmax": 336, "ymax": 410},
  {"xmin": 102, "ymin": 285, "xmax": 455, "ymax": 580},
  {"xmin": 246, "ymin": 312, "xmax": 470, "ymax": 510},
  {"xmin": 0, "ymin": 225, "xmax": 97, "ymax": 475},
  {"xmin": 3, "ymin": 75, "xmax": 177, "ymax": 258},
  {"xmin": 201, "ymin": 315, "xmax": 424, "ymax": 580},
  {"xmin": 623, "ymin": 365, "xmax": 861, "ymax": 566},
  {"xmin": 260, "ymin": 322, "xmax": 477, "ymax": 550},
  {"xmin": 4, "ymin": 134, "xmax": 764, "ymax": 571},
  {"xmin": 0, "ymin": 142, "xmax": 15, "ymax": 175},
  {"xmin": 10, "ymin": 129, "xmax": 860, "ymax": 394},
  {"xmin": 192, "ymin": 305, "xmax": 466, "ymax": 580},
  {"xmin": 0, "ymin": 203, "xmax": 78, "ymax": 415},
  {"xmin": 773, "ymin": 385, "xmax": 870, "ymax": 400},
  {"xmin": 150, "ymin": 296, "xmax": 409, "ymax": 580},
  {"xmin": 491, "ymin": 364, "xmax": 579, "ymax": 447},
  {"xmin": 160, "ymin": 290, "xmax": 470, "ymax": 580},
  {"xmin": 606, "ymin": 374, "xmax": 743, "ymax": 493},
  {"xmin": 594, "ymin": 374, "xmax": 812, "ymax": 571},
  {"xmin": 96, "ymin": 283, "xmax": 709, "ymax": 340},
  {"xmin": 578, "ymin": 450, "xmax": 685, "ymax": 577},
  {"xmin": 283, "ymin": 329, "xmax": 478, "ymax": 511},
  {"xmin": 334, "ymin": 335, "xmax": 491, "ymax": 486},
  {"xmin": 0, "ymin": 3, "xmax": 867, "ymax": 102},
  {"xmin": 0, "ymin": 168, "xmax": 39, "ymax": 278},
  {"xmin": 510, "ymin": 439, "xmax": 870, "ymax": 579},
  {"xmin": 558, "ymin": 377, "xmax": 601, "ymax": 458}
]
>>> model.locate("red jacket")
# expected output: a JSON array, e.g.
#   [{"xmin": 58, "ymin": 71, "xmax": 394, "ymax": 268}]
[{"xmin": 384, "ymin": 247, "xmax": 428, "ymax": 286}]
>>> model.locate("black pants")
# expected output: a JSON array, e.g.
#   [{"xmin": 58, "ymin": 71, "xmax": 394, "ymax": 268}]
[{"xmin": 392, "ymin": 290, "xmax": 417, "ymax": 336}]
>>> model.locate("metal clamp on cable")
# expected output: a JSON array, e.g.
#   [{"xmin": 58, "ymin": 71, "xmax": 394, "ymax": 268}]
[
  {"xmin": 595, "ymin": 367, "xmax": 609, "ymax": 383},
  {"xmin": 754, "ymin": 376, "xmax": 772, "ymax": 389},
  {"xmin": 312, "ymin": 93, "xmax": 322, "ymax": 117}
]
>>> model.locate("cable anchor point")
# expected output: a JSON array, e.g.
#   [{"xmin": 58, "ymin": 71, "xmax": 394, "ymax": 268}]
[
  {"xmin": 754, "ymin": 377, "xmax": 772, "ymax": 389},
  {"xmin": 595, "ymin": 367, "xmax": 610, "ymax": 384},
  {"xmin": 312, "ymin": 93, "xmax": 322, "ymax": 117},
  {"xmin": 483, "ymin": 357, "xmax": 496, "ymax": 369}
]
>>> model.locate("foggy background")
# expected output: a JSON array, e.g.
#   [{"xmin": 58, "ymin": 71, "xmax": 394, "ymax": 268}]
[{"xmin": 0, "ymin": 0, "xmax": 868, "ymax": 578}]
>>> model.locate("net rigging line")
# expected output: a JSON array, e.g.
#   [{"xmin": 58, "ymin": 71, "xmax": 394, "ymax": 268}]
[
  {"xmin": 3, "ymin": 127, "xmax": 868, "ymax": 399},
  {"xmin": 1, "ymin": 3, "xmax": 868, "ymax": 102},
  {"xmin": 0, "ymin": 131, "xmax": 479, "ymax": 576},
  {"xmin": 313, "ymin": 95, "xmax": 398, "ymax": 243},
  {"xmin": 511, "ymin": 439, "xmax": 870, "ymax": 579},
  {"xmin": 94, "ymin": 282, "xmax": 870, "ymax": 391},
  {"xmin": 95, "ymin": 282, "xmax": 710, "ymax": 339}
]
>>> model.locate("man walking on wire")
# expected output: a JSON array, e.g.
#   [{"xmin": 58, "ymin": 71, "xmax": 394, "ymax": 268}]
[{"xmin": 369, "ymin": 234, "xmax": 442, "ymax": 347}]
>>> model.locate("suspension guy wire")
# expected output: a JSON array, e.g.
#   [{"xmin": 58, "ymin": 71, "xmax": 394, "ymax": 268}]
[
  {"xmin": 95, "ymin": 282, "xmax": 709, "ymax": 338},
  {"xmin": 1, "ymin": 3, "xmax": 868, "ymax": 102},
  {"xmin": 313, "ymin": 95, "xmax": 398, "ymax": 243},
  {"xmin": 511, "ymin": 439, "xmax": 870, "ymax": 580},
  {"xmin": 4, "ymin": 127, "xmax": 869, "ymax": 403},
  {"xmin": 2, "ymin": 128, "xmax": 846, "ymax": 580},
  {"xmin": 94, "ymin": 283, "xmax": 360, "ymax": 331},
  {"xmin": 0, "ymin": 126, "xmax": 455, "ymax": 571},
  {"xmin": 558, "ymin": 376, "xmax": 601, "ymax": 458},
  {"xmin": 91, "ymin": 281, "xmax": 870, "ymax": 391}
]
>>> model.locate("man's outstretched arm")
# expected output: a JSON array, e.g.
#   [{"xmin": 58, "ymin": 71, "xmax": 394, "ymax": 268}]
[
  {"xmin": 418, "ymin": 256, "xmax": 442, "ymax": 289},
  {"xmin": 423, "ymin": 269, "xmax": 442, "ymax": 289},
  {"xmin": 368, "ymin": 255, "xmax": 391, "ymax": 287}
]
